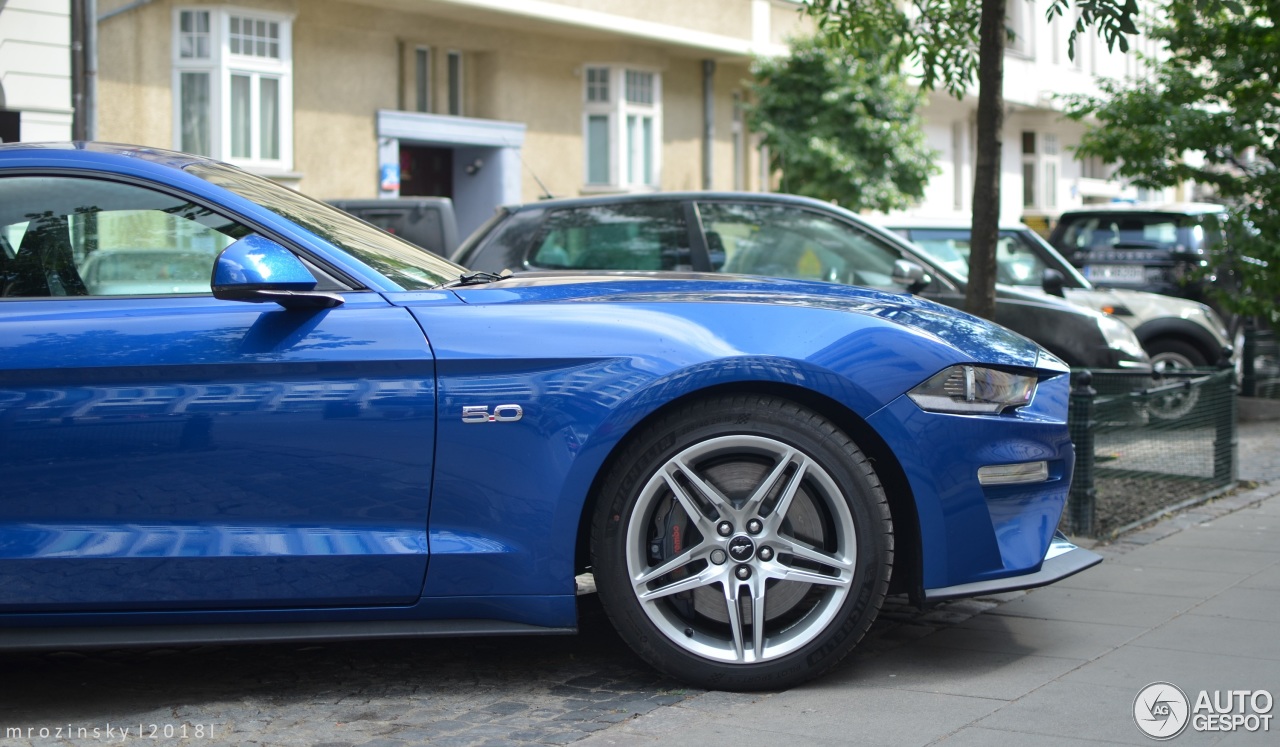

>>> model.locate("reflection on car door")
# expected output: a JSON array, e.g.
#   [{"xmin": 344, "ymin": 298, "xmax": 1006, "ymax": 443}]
[{"xmin": 0, "ymin": 174, "xmax": 437, "ymax": 612}]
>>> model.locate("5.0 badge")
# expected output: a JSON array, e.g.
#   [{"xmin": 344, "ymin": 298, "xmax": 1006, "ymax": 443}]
[{"xmin": 461, "ymin": 404, "xmax": 524, "ymax": 424}]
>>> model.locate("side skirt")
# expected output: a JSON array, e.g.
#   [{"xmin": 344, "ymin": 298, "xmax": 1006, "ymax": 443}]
[{"xmin": 0, "ymin": 619, "xmax": 576, "ymax": 652}]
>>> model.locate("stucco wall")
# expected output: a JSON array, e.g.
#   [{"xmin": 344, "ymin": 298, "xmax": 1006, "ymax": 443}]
[
  {"xmin": 96, "ymin": 0, "xmax": 767, "ymax": 203},
  {"xmin": 0, "ymin": 0, "xmax": 73, "ymax": 140}
]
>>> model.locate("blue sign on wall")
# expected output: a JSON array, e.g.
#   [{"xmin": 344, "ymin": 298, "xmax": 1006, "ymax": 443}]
[{"xmin": 379, "ymin": 163, "xmax": 401, "ymax": 192}]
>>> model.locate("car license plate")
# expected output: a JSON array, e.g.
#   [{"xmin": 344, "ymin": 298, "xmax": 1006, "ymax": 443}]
[{"xmin": 1084, "ymin": 264, "xmax": 1145, "ymax": 283}]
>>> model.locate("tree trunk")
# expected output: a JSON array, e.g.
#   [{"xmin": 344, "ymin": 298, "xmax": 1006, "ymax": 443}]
[{"xmin": 966, "ymin": 0, "xmax": 1007, "ymax": 321}]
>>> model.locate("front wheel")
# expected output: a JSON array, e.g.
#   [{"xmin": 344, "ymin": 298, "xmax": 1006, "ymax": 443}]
[
  {"xmin": 1146, "ymin": 338, "xmax": 1207, "ymax": 420},
  {"xmin": 590, "ymin": 394, "xmax": 893, "ymax": 690}
]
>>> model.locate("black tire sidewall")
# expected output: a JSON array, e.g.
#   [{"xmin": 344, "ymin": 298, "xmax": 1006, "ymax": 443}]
[{"xmin": 590, "ymin": 394, "xmax": 892, "ymax": 691}]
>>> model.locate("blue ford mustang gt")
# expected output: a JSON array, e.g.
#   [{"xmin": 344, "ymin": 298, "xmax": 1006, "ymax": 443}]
[{"xmin": 0, "ymin": 143, "xmax": 1099, "ymax": 690}]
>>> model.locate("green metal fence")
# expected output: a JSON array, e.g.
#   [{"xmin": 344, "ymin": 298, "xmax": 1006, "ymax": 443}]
[
  {"xmin": 1241, "ymin": 318, "xmax": 1280, "ymax": 399},
  {"xmin": 1066, "ymin": 365, "xmax": 1237, "ymax": 538}
]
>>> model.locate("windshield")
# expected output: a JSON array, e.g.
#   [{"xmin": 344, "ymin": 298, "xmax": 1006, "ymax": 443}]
[
  {"xmin": 1055, "ymin": 213, "xmax": 1222, "ymax": 253},
  {"xmin": 185, "ymin": 161, "xmax": 463, "ymax": 289},
  {"xmin": 906, "ymin": 228, "xmax": 1089, "ymax": 289}
]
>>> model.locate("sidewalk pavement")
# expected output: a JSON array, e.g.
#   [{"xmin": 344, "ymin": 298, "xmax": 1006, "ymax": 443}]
[{"xmin": 579, "ymin": 422, "xmax": 1280, "ymax": 746}]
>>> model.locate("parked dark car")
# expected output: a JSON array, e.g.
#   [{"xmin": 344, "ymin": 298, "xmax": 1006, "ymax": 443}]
[
  {"xmin": 455, "ymin": 192, "xmax": 1151, "ymax": 371},
  {"xmin": 1047, "ymin": 203, "xmax": 1233, "ymax": 310},
  {"xmin": 328, "ymin": 197, "xmax": 459, "ymax": 257},
  {"xmin": 883, "ymin": 217, "xmax": 1233, "ymax": 370}
]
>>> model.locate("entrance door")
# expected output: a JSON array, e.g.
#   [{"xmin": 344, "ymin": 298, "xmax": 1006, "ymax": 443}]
[{"xmin": 400, "ymin": 146, "xmax": 453, "ymax": 198}]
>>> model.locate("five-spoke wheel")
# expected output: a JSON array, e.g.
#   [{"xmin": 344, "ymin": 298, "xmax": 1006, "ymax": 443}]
[{"xmin": 592, "ymin": 394, "xmax": 892, "ymax": 690}]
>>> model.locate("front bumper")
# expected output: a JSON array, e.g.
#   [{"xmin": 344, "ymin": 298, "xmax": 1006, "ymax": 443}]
[{"xmin": 923, "ymin": 532, "xmax": 1102, "ymax": 601}]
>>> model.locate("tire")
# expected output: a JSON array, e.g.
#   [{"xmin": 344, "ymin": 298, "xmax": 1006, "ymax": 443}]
[
  {"xmin": 1145, "ymin": 338, "xmax": 1207, "ymax": 421},
  {"xmin": 590, "ymin": 394, "xmax": 893, "ymax": 691}
]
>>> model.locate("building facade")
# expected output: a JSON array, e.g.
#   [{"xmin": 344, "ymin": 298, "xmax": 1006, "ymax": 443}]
[
  {"xmin": 95, "ymin": 0, "xmax": 801, "ymax": 237},
  {"xmin": 0, "ymin": 0, "xmax": 74, "ymax": 143},
  {"xmin": 908, "ymin": 0, "xmax": 1176, "ymax": 232}
]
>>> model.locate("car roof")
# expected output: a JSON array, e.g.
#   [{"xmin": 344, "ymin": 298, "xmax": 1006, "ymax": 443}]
[
  {"xmin": 0, "ymin": 141, "xmax": 211, "ymax": 171},
  {"xmin": 500, "ymin": 190, "xmax": 845, "ymax": 214},
  {"xmin": 1057, "ymin": 202, "xmax": 1225, "ymax": 217},
  {"xmin": 871, "ymin": 215, "xmax": 1032, "ymax": 232}
]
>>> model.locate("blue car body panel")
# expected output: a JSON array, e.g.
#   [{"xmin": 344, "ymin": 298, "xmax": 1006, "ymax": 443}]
[
  {"xmin": 0, "ymin": 143, "xmax": 1083, "ymax": 638},
  {"xmin": 405, "ymin": 279, "xmax": 1070, "ymax": 605},
  {"xmin": 0, "ymin": 293, "xmax": 438, "ymax": 611}
]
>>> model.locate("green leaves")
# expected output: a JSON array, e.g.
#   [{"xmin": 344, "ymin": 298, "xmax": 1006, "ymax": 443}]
[
  {"xmin": 1067, "ymin": 0, "xmax": 1280, "ymax": 320},
  {"xmin": 747, "ymin": 34, "xmax": 938, "ymax": 212}
]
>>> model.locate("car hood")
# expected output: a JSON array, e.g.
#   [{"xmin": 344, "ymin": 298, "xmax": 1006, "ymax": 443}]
[
  {"xmin": 448, "ymin": 271, "xmax": 1052, "ymax": 370},
  {"xmin": 1063, "ymin": 287, "xmax": 1230, "ymax": 342}
]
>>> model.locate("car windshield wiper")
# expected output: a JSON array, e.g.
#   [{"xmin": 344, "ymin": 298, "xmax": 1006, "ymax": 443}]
[{"xmin": 436, "ymin": 269, "xmax": 513, "ymax": 289}]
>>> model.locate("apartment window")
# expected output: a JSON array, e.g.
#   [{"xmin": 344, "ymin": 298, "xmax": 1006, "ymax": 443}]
[
  {"xmin": 447, "ymin": 51, "xmax": 462, "ymax": 116},
  {"xmin": 173, "ymin": 8, "xmax": 293, "ymax": 170},
  {"xmin": 1079, "ymin": 154, "xmax": 1113, "ymax": 180},
  {"xmin": 732, "ymin": 91, "xmax": 746, "ymax": 191},
  {"xmin": 583, "ymin": 65, "xmax": 662, "ymax": 189},
  {"xmin": 1022, "ymin": 132, "xmax": 1060, "ymax": 210},
  {"xmin": 1007, "ymin": 0, "xmax": 1035, "ymax": 58},
  {"xmin": 415, "ymin": 47, "xmax": 431, "ymax": 113}
]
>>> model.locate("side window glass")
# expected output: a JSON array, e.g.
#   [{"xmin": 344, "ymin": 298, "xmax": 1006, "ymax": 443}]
[
  {"xmin": 0, "ymin": 176, "xmax": 250, "ymax": 298},
  {"xmin": 528, "ymin": 202, "xmax": 689, "ymax": 271},
  {"xmin": 697, "ymin": 202, "xmax": 904, "ymax": 288},
  {"xmin": 995, "ymin": 235, "xmax": 1047, "ymax": 285},
  {"xmin": 1061, "ymin": 217, "xmax": 1113, "ymax": 249}
]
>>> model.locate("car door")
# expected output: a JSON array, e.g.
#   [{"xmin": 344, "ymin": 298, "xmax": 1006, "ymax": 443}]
[{"xmin": 0, "ymin": 173, "xmax": 436, "ymax": 612}]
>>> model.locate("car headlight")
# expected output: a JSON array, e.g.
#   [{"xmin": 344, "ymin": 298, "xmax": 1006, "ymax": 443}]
[
  {"xmin": 908, "ymin": 365, "xmax": 1037, "ymax": 414},
  {"xmin": 1096, "ymin": 314, "xmax": 1148, "ymax": 360}
]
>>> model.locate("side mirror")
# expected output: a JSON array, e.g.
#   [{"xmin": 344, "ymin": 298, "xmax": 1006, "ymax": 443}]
[
  {"xmin": 1042, "ymin": 268, "xmax": 1067, "ymax": 297},
  {"xmin": 891, "ymin": 259, "xmax": 932, "ymax": 294},
  {"xmin": 212, "ymin": 235, "xmax": 344, "ymax": 310}
]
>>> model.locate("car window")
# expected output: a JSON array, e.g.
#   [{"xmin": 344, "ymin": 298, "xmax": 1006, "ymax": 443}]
[
  {"xmin": 0, "ymin": 176, "xmax": 250, "ymax": 298},
  {"xmin": 528, "ymin": 202, "xmax": 689, "ymax": 270},
  {"xmin": 188, "ymin": 161, "xmax": 462, "ymax": 289},
  {"xmin": 698, "ymin": 202, "xmax": 904, "ymax": 288},
  {"xmin": 1056, "ymin": 214, "xmax": 1206, "ymax": 251},
  {"xmin": 907, "ymin": 229, "xmax": 1049, "ymax": 286}
]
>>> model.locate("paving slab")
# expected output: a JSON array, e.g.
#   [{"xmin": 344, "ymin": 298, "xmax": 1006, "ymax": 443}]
[
  {"xmin": 933, "ymin": 724, "xmax": 1132, "ymax": 746},
  {"xmin": 984, "ymin": 586, "xmax": 1197, "ymax": 627},
  {"xmin": 1062, "ymin": 645, "xmax": 1280, "ymax": 694},
  {"xmin": 1202, "ymin": 512, "xmax": 1280, "ymax": 532},
  {"xmin": 1128, "ymin": 614, "xmax": 1280, "ymax": 661},
  {"xmin": 1049, "ymin": 561, "xmax": 1247, "ymax": 598},
  {"xmin": 580, "ymin": 685, "xmax": 1005, "ymax": 747},
  {"xmin": 1187, "ymin": 587, "xmax": 1280, "ymax": 623},
  {"xmin": 1157, "ymin": 525, "xmax": 1280, "ymax": 552},
  {"xmin": 919, "ymin": 614, "xmax": 1146, "ymax": 661},
  {"xmin": 1238, "ymin": 564, "xmax": 1280, "ymax": 590},
  {"xmin": 1112, "ymin": 542, "xmax": 1278, "ymax": 575},
  {"xmin": 974, "ymin": 680, "xmax": 1220, "ymax": 746},
  {"xmin": 814, "ymin": 640, "xmax": 1085, "ymax": 701}
]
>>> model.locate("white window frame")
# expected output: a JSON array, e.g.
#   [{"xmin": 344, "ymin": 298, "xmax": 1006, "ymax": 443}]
[
  {"xmin": 582, "ymin": 64, "xmax": 663, "ymax": 190},
  {"xmin": 1006, "ymin": 0, "xmax": 1035, "ymax": 59},
  {"xmin": 1021, "ymin": 131, "xmax": 1061, "ymax": 210},
  {"xmin": 447, "ymin": 50, "xmax": 463, "ymax": 116},
  {"xmin": 172, "ymin": 6, "xmax": 294, "ymax": 171},
  {"xmin": 415, "ymin": 46, "xmax": 432, "ymax": 114}
]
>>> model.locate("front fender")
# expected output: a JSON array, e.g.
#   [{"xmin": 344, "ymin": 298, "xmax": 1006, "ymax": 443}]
[{"xmin": 404, "ymin": 299, "xmax": 970, "ymax": 606}]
